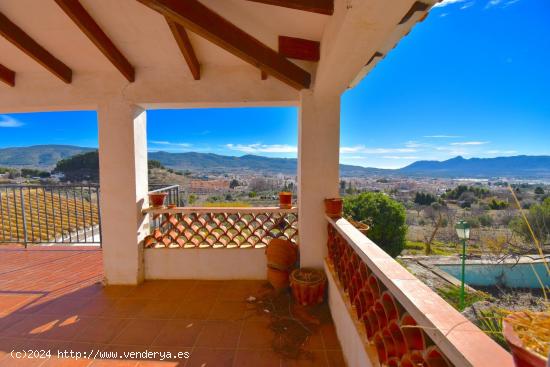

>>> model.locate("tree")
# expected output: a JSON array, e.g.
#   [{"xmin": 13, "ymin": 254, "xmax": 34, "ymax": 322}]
[
  {"xmin": 343, "ymin": 192, "xmax": 407, "ymax": 257},
  {"xmin": 54, "ymin": 151, "xmax": 99, "ymax": 182},
  {"xmin": 535, "ymin": 187, "xmax": 545, "ymax": 195},
  {"xmin": 488, "ymin": 198, "xmax": 508, "ymax": 210},
  {"xmin": 148, "ymin": 160, "xmax": 164, "ymax": 170},
  {"xmin": 510, "ymin": 197, "xmax": 550, "ymax": 246},
  {"xmin": 414, "ymin": 192, "xmax": 436, "ymax": 206},
  {"xmin": 229, "ymin": 179, "xmax": 239, "ymax": 189}
]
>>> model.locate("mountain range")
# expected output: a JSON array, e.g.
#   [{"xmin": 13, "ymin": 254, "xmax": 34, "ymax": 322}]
[{"xmin": 0, "ymin": 145, "xmax": 549, "ymax": 179}]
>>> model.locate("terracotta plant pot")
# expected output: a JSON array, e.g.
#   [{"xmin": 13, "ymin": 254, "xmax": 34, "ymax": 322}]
[
  {"xmin": 279, "ymin": 191, "xmax": 292, "ymax": 209},
  {"xmin": 503, "ymin": 316, "xmax": 547, "ymax": 367},
  {"xmin": 267, "ymin": 267, "xmax": 291, "ymax": 291},
  {"xmin": 266, "ymin": 238, "xmax": 298, "ymax": 271},
  {"xmin": 149, "ymin": 192, "xmax": 168, "ymax": 207},
  {"xmin": 290, "ymin": 268, "xmax": 327, "ymax": 306},
  {"xmin": 324, "ymin": 198, "xmax": 343, "ymax": 218}
]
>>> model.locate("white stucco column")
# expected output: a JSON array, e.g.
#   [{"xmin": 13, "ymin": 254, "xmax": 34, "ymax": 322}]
[
  {"xmin": 97, "ymin": 99, "xmax": 149, "ymax": 285},
  {"xmin": 298, "ymin": 90, "xmax": 341, "ymax": 268}
]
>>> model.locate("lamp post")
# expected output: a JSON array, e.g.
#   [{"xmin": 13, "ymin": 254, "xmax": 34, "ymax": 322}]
[{"xmin": 455, "ymin": 220, "xmax": 471, "ymax": 310}]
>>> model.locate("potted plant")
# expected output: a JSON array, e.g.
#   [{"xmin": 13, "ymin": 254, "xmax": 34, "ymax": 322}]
[
  {"xmin": 149, "ymin": 192, "xmax": 168, "ymax": 207},
  {"xmin": 290, "ymin": 268, "xmax": 327, "ymax": 306},
  {"xmin": 503, "ymin": 311, "xmax": 549, "ymax": 367},
  {"xmin": 324, "ymin": 198, "xmax": 343, "ymax": 218},
  {"xmin": 279, "ymin": 192, "xmax": 292, "ymax": 209},
  {"xmin": 266, "ymin": 238, "xmax": 298, "ymax": 291}
]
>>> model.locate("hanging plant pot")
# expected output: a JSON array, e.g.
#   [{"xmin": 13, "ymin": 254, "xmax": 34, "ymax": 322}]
[
  {"xmin": 324, "ymin": 198, "xmax": 343, "ymax": 218},
  {"xmin": 290, "ymin": 268, "xmax": 327, "ymax": 306},
  {"xmin": 503, "ymin": 312, "xmax": 548, "ymax": 367},
  {"xmin": 149, "ymin": 192, "xmax": 168, "ymax": 207},
  {"xmin": 279, "ymin": 191, "xmax": 292, "ymax": 209}
]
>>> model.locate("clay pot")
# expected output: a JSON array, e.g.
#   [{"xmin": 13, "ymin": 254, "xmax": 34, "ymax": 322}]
[
  {"xmin": 266, "ymin": 238, "xmax": 298, "ymax": 271},
  {"xmin": 267, "ymin": 267, "xmax": 290, "ymax": 290},
  {"xmin": 503, "ymin": 315, "xmax": 547, "ymax": 367},
  {"xmin": 279, "ymin": 192, "xmax": 292, "ymax": 209},
  {"xmin": 324, "ymin": 198, "xmax": 343, "ymax": 218},
  {"xmin": 149, "ymin": 192, "xmax": 168, "ymax": 207},
  {"xmin": 290, "ymin": 268, "xmax": 327, "ymax": 306}
]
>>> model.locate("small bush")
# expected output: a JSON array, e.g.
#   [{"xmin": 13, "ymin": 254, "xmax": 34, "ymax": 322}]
[
  {"xmin": 436, "ymin": 285, "xmax": 490, "ymax": 311},
  {"xmin": 344, "ymin": 192, "xmax": 407, "ymax": 257}
]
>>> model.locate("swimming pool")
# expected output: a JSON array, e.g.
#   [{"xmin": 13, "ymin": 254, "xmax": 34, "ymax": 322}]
[{"xmin": 437, "ymin": 261, "xmax": 549, "ymax": 288}]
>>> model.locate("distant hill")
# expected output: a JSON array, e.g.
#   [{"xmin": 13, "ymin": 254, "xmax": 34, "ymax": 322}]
[
  {"xmin": 0, "ymin": 145, "xmax": 94, "ymax": 169},
  {"xmin": 147, "ymin": 151, "xmax": 384, "ymax": 176},
  {"xmin": 399, "ymin": 155, "xmax": 550, "ymax": 178},
  {"xmin": 1, "ymin": 145, "xmax": 549, "ymax": 178}
]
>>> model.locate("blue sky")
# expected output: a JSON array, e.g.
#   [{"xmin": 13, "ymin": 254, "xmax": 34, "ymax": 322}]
[{"xmin": 1, "ymin": 0, "xmax": 548, "ymax": 169}]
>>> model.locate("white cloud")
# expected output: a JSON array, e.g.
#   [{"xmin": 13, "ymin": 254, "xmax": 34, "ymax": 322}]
[
  {"xmin": 423, "ymin": 135, "xmax": 462, "ymax": 138},
  {"xmin": 225, "ymin": 143, "xmax": 297, "ymax": 154},
  {"xmin": 433, "ymin": 0, "xmax": 468, "ymax": 7},
  {"xmin": 150, "ymin": 140, "xmax": 191, "ymax": 147},
  {"xmin": 486, "ymin": 150, "xmax": 518, "ymax": 155},
  {"xmin": 340, "ymin": 145, "xmax": 417, "ymax": 154},
  {"xmin": 450, "ymin": 141, "xmax": 489, "ymax": 146},
  {"xmin": 485, "ymin": 0, "xmax": 502, "ymax": 8},
  {"xmin": 0, "ymin": 115, "xmax": 24, "ymax": 128},
  {"xmin": 382, "ymin": 156, "xmax": 420, "ymax": 160},
  {"xmin": 503, "ymin": 0, "xmax": 520, "ymax": 7}
]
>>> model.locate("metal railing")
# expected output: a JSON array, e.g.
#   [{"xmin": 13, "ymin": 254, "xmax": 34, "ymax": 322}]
[
  {"xmin": 149, "ymin": 184, "xmax": 181, "ymax": 206},
  {"xmin": 0, "ymin": 185, "xmax": 101, "ymax": 246}
]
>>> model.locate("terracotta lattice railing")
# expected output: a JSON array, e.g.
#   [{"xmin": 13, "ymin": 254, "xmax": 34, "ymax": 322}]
[
  {"xmin": 142, "ymin": 207, "xmax": 297, "ymax": 249},
  {"xmin": 326, "ymin": 217, "xmax": 513, "ymax": 367}
]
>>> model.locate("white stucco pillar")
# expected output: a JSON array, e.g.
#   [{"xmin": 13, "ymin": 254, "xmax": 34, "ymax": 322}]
[
  {"xmin": 97, "ymin": 99, "xmax": 148, "ymax": 285},
  {"xmin": 298, "ymin": 90, "xmax": 341, "ymax": 268}
]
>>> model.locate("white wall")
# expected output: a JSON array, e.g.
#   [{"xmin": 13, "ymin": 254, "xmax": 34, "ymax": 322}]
[
  {"xmin": 298, "ymin": 90, "xmax": 341, "ymax": 268},
  {"xmin": 98, "ymin": 99, "xmax": 148, "ymax": 285},
  {"xmin": 325, "ymin": 261, "xmax": 373, "ymax": 367},
  {"xmin": 144, "ymin": 248, "xmax": 268, "ymax": 279}
]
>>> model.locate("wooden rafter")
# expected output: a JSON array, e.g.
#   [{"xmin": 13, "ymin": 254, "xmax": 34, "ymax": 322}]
[
  {"xmin": 55, "ymin": 0, "xmax": 135, "ymax": 82},
  {"xmin": 137, "ymin": 0, "xmax": 311, "ymax": 90},
  {"xmin": 399, "ymin": 2, "xmax": 430, "ymax": 25},
  {"xmin": 0, "ymin": 11, "xmax": 72, "ymax": 83},
  {"xmin": 279, "ymin": 36, "xmax": 320, "ymax": 61},
  {"xmin": 246, "ymin": 0, "xmax": 333, "ymax": 15},
  {"xmin": 0, "ymin": 64, "xmax": 16, "ymax": 87},
  {"xmin": 166, "ymin": 18, "xmax": 200, "ymax": 80}
]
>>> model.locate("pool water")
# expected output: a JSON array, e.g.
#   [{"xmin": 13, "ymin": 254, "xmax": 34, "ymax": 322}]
[{"xmin": 437, "ymin": 262, "xmax": 549, "ymax": 289}]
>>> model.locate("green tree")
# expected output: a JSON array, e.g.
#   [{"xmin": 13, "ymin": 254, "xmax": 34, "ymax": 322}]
[
  {"xmin": 510, "ymin": 197, "xmax": 550, "ymax": 245},
  {"xmin": 535, "ymin": 187, "xmax": 545, "ymax": 195},
  {"xmin": 54, "ymin": 151, "xmax": 99, "ymax": 182},
  {"xmin": 414, "ymin": 192, "xmax": 437, "ymax": 206},
  {"xmin": 229, "ymin": 179, "xmax": 239, "ymax": 189},
  {"xmin": 148, "ymin": 160, "xmax": 164, "ymax": 170},
  {"xmin": 188, "ymin": 194, "xmax": 197, "ymax": 204},
  {"xmin": 343, "ymin": 192, "xmax": 407, "ymax": 257}
]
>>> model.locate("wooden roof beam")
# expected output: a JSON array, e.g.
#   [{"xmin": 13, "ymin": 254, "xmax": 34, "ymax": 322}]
[
  {"xmin": 279, "ymin": 36, "xmax": 320, "ymax": 61},
  {"xmin": 246, "ymin": 0, "xmax": 333, "ymax": 15},
  {"xmin": 166, "ymin": 18, "xmax": 200, "ymax": 80},
  {"xmin": 0, "ymin": 11, "xmax": 72, "ymax": 83},
  {"xmin": 0, "ymin": 64, "xmax": 16, "ymax": 87},
  {"xmin": 55, "ymin": 0, "xmax": 135, "ymax": 82},
  {"xmin": 137, "ymin": 0, "xmax": 311, "ymax": 90}
]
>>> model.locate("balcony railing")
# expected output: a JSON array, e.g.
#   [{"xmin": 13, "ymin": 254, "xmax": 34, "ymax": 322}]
[
  {"xmin": 0, "ymin": 184, "xmax": 101, "ymax": 245},
  {"xmin": 142, "ymin": 206, "xmax": 298, "ymax": 249},
  {"xmin": 326, "ymin": 216, "xmax": 513, "ymax": 367}
]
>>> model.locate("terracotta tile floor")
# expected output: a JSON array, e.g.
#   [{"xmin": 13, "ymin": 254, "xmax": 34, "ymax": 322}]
[{"xmin": 0, "ymin": 246, "xmax": 345, "ymax": 366}]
